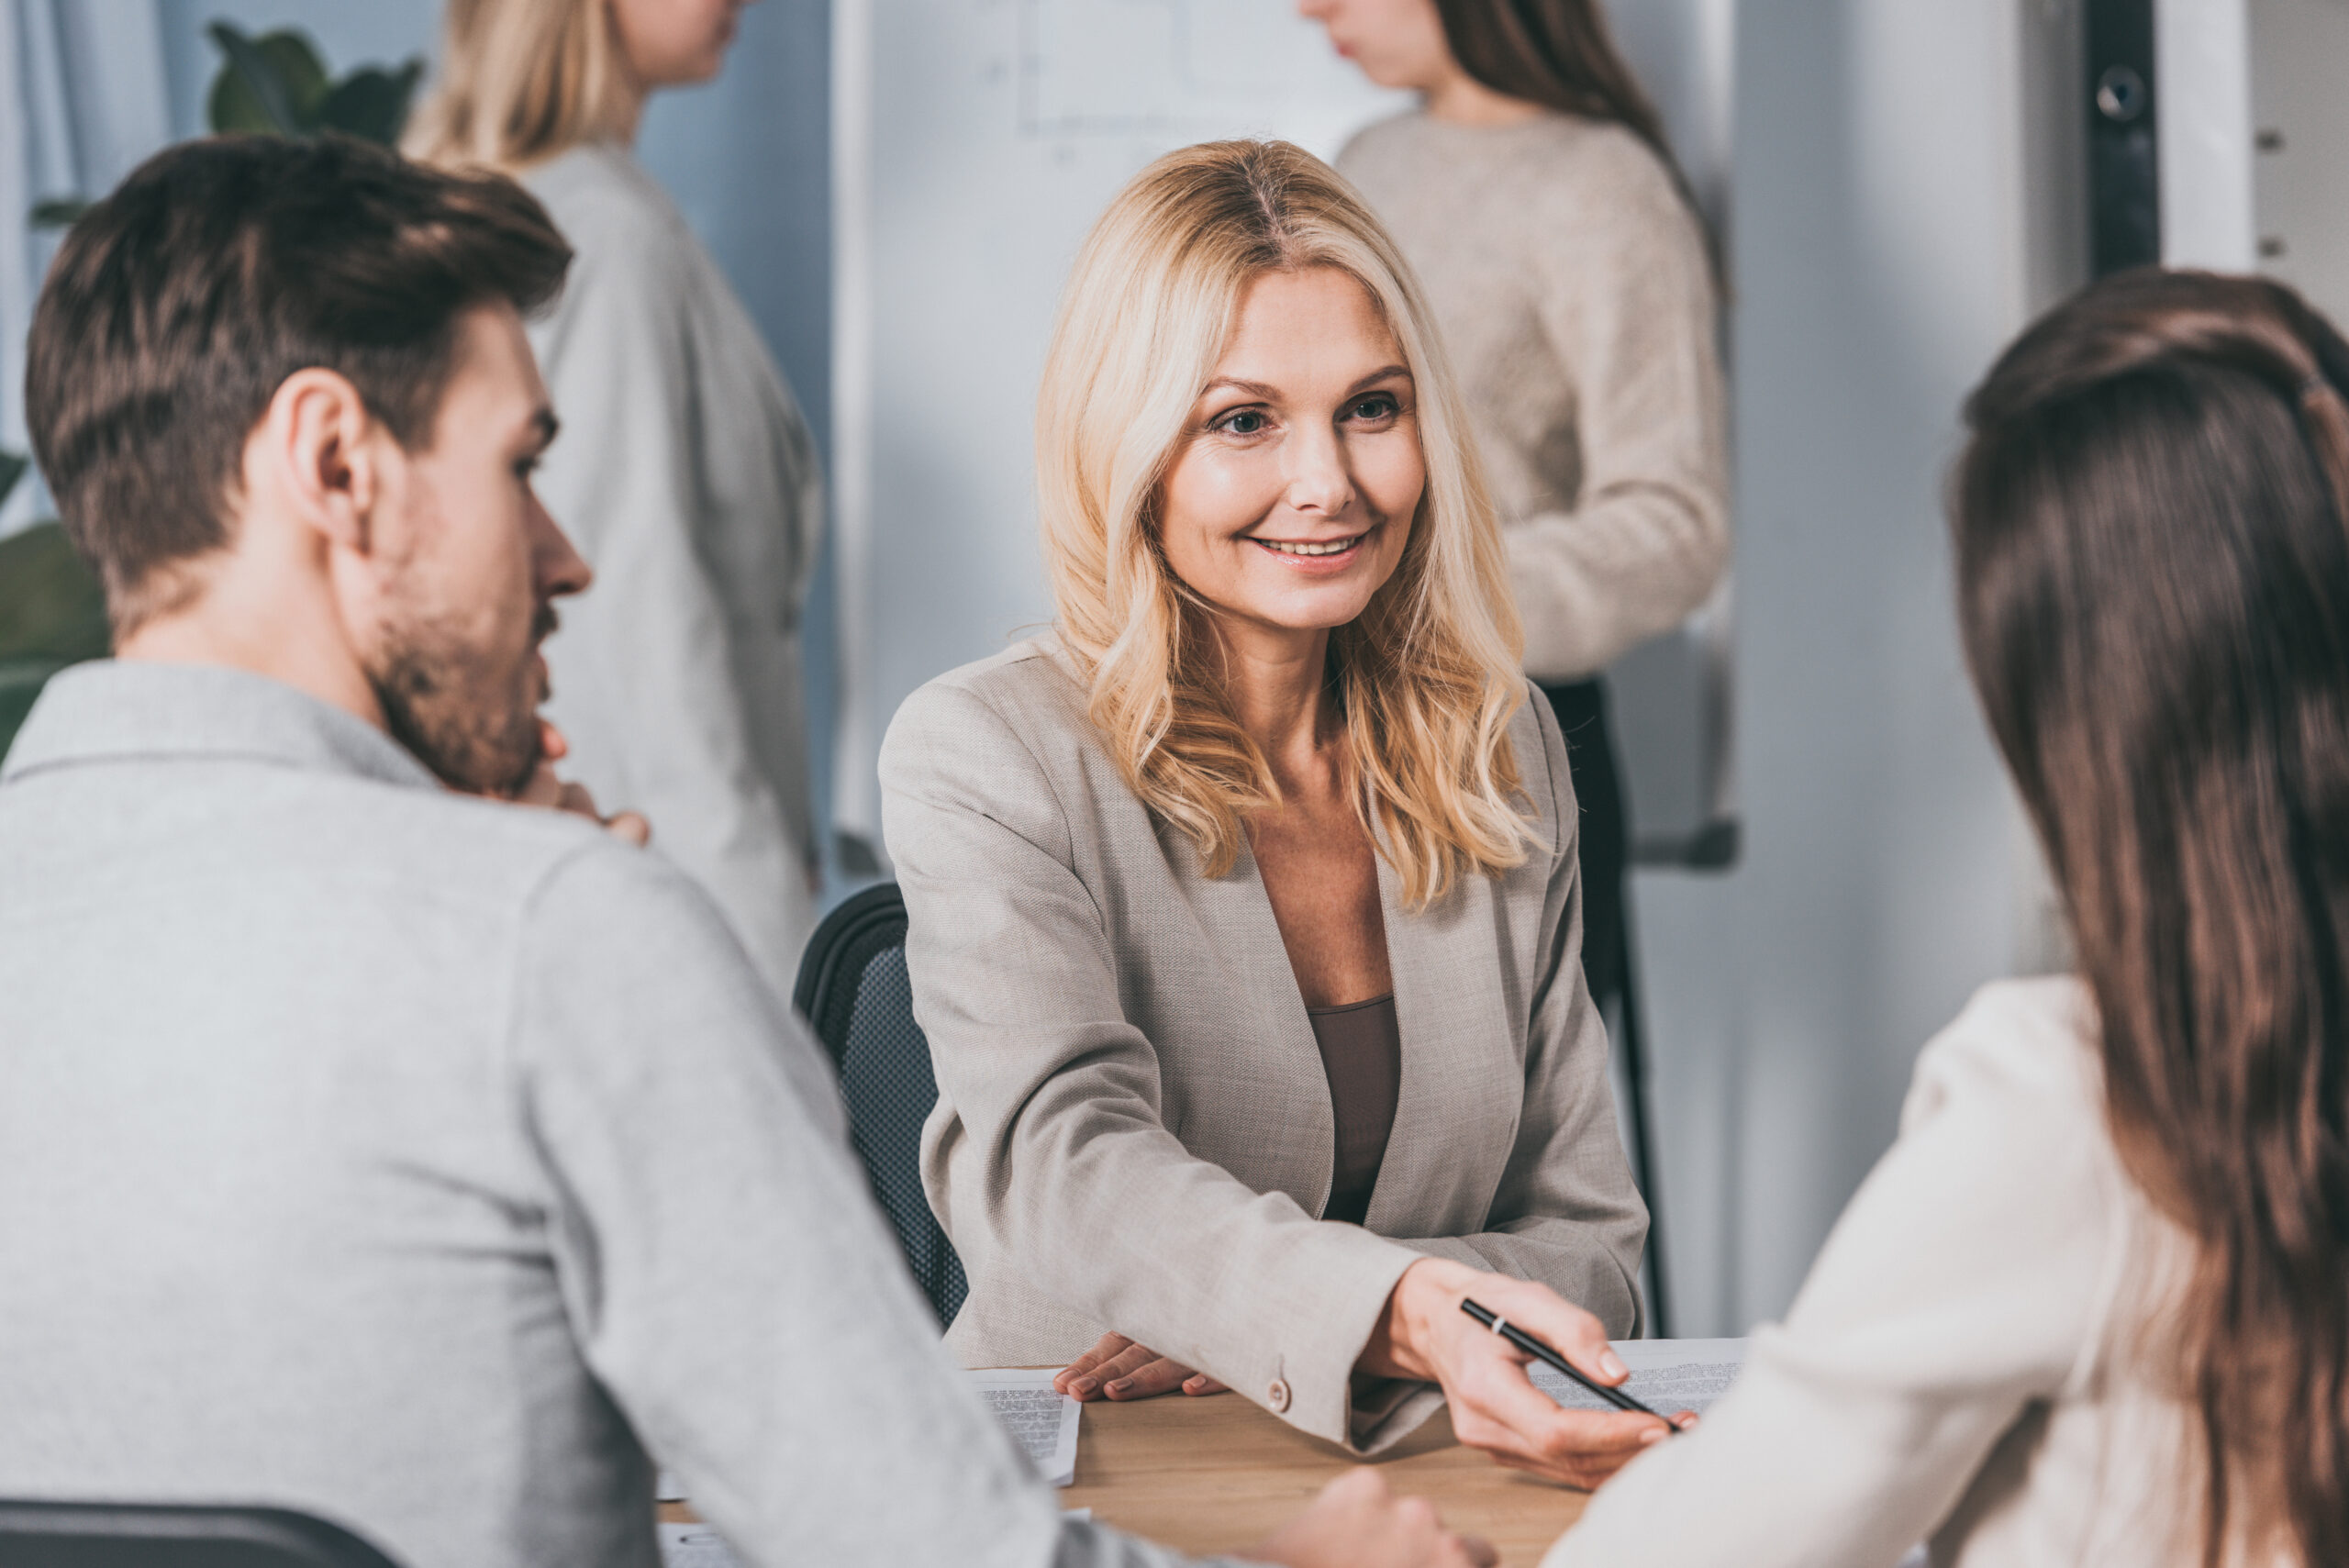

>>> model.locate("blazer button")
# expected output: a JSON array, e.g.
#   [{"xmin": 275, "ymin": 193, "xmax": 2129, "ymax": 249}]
[{"xmin": 1266, "ymin": 1378, "xmax": 1291, "ymax": 1413}]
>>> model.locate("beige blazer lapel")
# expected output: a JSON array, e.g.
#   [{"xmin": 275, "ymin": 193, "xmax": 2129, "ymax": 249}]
[
  {"xmin": 1163, "ymin": 832, "xmax": 1337, "ymax": 1210},
  {"xmin": 1365, "ymin": 854, "xmax": 1521, "ymax": 1237}
]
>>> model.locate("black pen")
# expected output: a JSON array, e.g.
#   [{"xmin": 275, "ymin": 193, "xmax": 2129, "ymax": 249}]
[{"xmin": 1460, "ymin": 1297, "xmax": 1678, "ymax": 1433}]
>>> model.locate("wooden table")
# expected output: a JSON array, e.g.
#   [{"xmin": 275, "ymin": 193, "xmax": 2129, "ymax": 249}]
[
  {"xmin": 1060, "ymin": 1392, "xmax": 1587, "ymax": 1565},
  {"xmin": 660, "ymin": 1386, "xmax": 1591, "ymax": 1565}
]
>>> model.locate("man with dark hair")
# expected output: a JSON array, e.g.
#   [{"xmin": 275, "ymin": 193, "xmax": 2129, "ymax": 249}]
[
  {"xmin": 0, "ymin": 139, "xmax": 1473, "ymax": 1568},
  {"xmin": 25, "ymin": 132, "xmax": 598, "ymax": 801}
]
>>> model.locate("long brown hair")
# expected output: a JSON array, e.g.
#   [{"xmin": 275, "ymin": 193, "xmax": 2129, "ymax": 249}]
[
  {"xmin": 1955, "ymin": 268, "xmax": 2349, "ymax": 1565},
  {"xmin": 1431, "ymin": 0, "xmax": 1708, "ymax": 245}
]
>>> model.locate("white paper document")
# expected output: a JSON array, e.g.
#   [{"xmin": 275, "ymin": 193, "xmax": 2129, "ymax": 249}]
[
  {"xmin": 1528, "ymin": 1336, "xmax": 1747, "ymax": 1418},
  {"xmin": 967, "ymin": 1367, "xmax": 1084, "ymax": 1487}
]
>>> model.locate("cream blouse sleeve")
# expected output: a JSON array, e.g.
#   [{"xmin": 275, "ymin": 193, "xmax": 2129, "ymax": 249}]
[{"xmin": 1542, "ymin": 983, "xmax": 2126, "ymax": 1568}]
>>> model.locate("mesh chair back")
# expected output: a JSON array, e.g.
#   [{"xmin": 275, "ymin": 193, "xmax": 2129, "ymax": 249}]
[
  {"xmin": 0, "ymin": 1500, "xmax": 402, "ymax": 1567},
  {"xmin": 794, "ymin": 884, "xmax": 967, "ymax": 1326}
]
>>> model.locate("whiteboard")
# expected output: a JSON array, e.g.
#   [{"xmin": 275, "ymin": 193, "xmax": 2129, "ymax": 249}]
[{"xmin": 830, "ymin": 0, "xmax": 1409, "ymax": 837}]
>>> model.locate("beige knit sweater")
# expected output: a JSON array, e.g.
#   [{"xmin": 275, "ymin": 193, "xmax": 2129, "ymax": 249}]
[{"xmin": 1337, "ymin": 112, "xmax": 1729, "ymax": 682}]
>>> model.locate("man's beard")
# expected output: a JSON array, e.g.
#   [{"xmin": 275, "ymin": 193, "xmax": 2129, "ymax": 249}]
[{"xmin": 371, "ymin": 601, "xmax": 554, "ymax": 797}]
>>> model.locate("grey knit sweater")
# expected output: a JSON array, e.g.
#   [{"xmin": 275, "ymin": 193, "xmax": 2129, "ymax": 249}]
[
  {"xmin": 0, "ymin": 661, "xmax": 1234, "ymax": 1568},
  {"xmin": 1338, "ymin": 111, "xmax": 1729, "ymax": 681}
]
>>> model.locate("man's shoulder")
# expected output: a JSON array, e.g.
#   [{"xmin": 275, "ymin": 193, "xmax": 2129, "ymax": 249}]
[
  {"xmin": 247, "ymin": 774, "xmax": 696, "ymax": 943},
  {"xmin": 387, "ymin": 795, "xmax": 763, "ymax": 1025},
  {"xmin": 388, "ymin": 790, "xmax": 712, "ymax": 931},
  {"xmin": 336, "ymin": 776, "xmax": 607, "ymax": 873}
]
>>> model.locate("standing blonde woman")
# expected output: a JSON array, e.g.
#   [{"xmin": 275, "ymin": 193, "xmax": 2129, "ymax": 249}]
[
  {"xmin": 407, "ymin": 0, "xmax": 823, "ymax": 996},
  {"xmin": 881, "ymin": 141, "xmax": 1675, "ymax": 1484}
]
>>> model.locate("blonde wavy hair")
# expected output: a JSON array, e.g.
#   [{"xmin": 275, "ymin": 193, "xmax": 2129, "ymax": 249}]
[
  {"xmin": 402, "ymin": 0, "xmax": 631, "ymax": 170},
  {"xmin": 1040, "ymin": 139, "xmax": 1535, "ymax": 908}
]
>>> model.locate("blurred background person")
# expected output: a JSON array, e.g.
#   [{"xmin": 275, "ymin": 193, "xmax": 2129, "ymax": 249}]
[
  {"xmin": 407, "ymin": 0, "xmax": 824, "ymax": 996},
  {"xmin": 1302, "ymin": 0, "xmax": 1727, "ymax": 1018}
]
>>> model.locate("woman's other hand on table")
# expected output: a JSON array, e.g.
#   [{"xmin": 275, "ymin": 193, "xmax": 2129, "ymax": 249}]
[
  {"xmin": 1052, "ymin": 1332, "xmax": 1230, "ymax": 1400},
  {"xmin": 1252, "ymin": 1469, "xmax": 1497, "ymax": 1568},
  {"xmin": 1359, "ymin": 1259, "xmax": 1692, "ymax": 1488}
]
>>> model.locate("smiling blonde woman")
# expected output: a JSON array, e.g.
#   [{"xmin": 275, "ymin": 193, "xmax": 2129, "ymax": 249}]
[{"xmin": 880, "ymin": 140, "xmax": 1662, "ymax": 1481}]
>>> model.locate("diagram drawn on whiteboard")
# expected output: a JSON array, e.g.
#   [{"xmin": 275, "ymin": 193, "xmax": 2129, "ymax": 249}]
[{"xmin": 1016, "ymin": 0, "xmax": 1395, "ymax": 140}]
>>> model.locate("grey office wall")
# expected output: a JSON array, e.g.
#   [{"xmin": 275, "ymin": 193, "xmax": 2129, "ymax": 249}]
[{"xmin": 1634, "ymin": 0, "xmax": 2079, "ymax": 1334}]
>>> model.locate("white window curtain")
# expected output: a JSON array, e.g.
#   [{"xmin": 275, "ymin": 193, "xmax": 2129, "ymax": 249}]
[{"xmin": 1, "ymin": 0, "xmax": 171, "ymax": 534}]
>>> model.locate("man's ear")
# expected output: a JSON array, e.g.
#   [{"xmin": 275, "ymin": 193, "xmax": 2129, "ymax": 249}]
[{"xmin": 257, "ymin": 368, "xmax": 385, "ymax": 558}]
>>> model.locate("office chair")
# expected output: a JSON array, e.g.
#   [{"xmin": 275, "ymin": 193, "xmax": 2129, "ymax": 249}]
[
  {"xmin": 0, "ymin": 1500, "xmax": 401, "ymax": 1568},
  {"xmin": 794, "ymin": 883, "xmax": 967, "ymax": 1327}
]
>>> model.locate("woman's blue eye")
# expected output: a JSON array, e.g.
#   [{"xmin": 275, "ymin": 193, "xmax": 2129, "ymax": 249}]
[
  {"xmin": 1350, "ymin": 395, "xmax": 1399, "ymax": 421},
  {"xmin": 1219, "ymin": 410, "xmax": 1268, "ymax": 435}
]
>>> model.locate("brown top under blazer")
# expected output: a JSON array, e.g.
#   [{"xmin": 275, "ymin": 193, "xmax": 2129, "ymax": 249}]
[{"xmin": 877, "ymin": 639, "xmax": 1648, "ymax": 1452}]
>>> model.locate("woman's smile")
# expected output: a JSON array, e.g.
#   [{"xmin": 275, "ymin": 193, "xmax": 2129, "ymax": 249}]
[
  {"xmin": 1250, "ymin": 525, "xmax": 1379, "ymax": 572},
  {"xmin": 1154, "ymin": 267, "xmax": 1423, "ymax": 645}
]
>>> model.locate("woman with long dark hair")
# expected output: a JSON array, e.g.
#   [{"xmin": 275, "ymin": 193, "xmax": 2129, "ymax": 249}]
[
  {"xmin": 1300, "ymin": 0, "xmax": 1728, "ymax": 1021},
  {"xmin": 1546, "ymin": 269, "xmax": 2349, "ymax": 1565}
]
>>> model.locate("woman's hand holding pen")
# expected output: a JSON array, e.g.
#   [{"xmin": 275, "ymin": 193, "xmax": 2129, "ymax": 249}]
[{"xmin": 1357, "ymin": 1259, "xmax": 1692, "ymax": 1488}]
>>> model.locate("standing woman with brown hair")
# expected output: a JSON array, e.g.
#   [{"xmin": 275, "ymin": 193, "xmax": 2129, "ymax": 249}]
[
  {"xmin": 1544, "ymin": 268, "xmax": 2349, "ymax": 1566},
  {"xmin": 1300, "ymin": 0, "xmax": 1727, "ymax": 1018},
  {"xmin": 406, "ymin": 0, "xmax": 825, "ymax": 999}
]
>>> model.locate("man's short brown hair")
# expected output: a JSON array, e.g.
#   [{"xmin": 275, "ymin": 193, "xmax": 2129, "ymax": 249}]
[{"xmin": 26, "ymin": 134, "xmax": 572, "ymax": 629}]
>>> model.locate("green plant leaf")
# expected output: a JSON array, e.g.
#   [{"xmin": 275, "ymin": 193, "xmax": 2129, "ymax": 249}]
[
  {"xmin": 0, "ymin": 451, "xmax": 25, "ymax": 512},
  {"xmin": 317, "ymin": 59, "xmax": 424, "ymax": 146},
  {"xmin": 28, "ymin": 197, "xmax": 87, "ymax": 229},
  {"xmin": 206, "ymin": 22, "xmax": 330, "ymax": 136},
  {"xmin": 0, "ymin": 522, "xmax": 109, "ymax": 666},
  {"xmin": 0, "ymin": 522, "xmax": 108, "ymax": 764}
]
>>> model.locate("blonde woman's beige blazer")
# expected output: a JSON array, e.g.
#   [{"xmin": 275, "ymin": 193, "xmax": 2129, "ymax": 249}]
[{"xmin": 878, "ymin": 639, "xmax": 1648, "ymax": 1453}]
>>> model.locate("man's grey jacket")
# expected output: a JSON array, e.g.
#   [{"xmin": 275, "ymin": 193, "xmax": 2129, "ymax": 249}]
[{"xmin": 0, "ymin": 661, "xmax": 1209, "ymax": 1568}]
